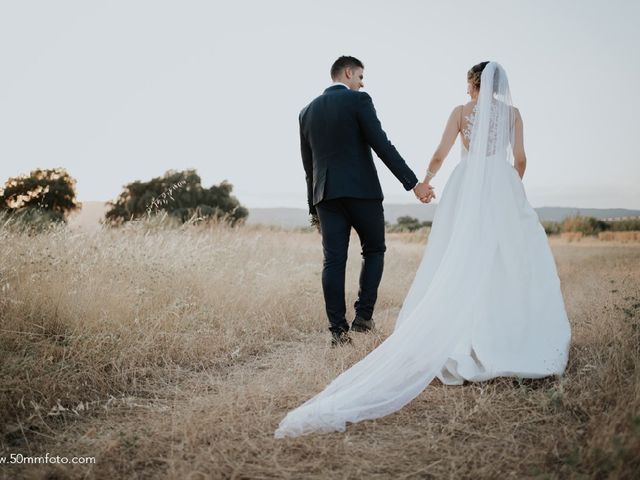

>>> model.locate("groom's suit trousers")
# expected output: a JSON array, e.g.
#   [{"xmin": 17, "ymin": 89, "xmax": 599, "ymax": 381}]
[
  {"xmin": 299, "ymin": 84, "xmax": 418, "ymax": 335},
  {"xmin": 316, "ymin": 197, "xmax": 386, "ymax": 334}
]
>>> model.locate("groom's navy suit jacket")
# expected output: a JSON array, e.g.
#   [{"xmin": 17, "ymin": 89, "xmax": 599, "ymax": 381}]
[{"xmin": 299, "ymin": 85, "xmax": 419, "ymax": 215}]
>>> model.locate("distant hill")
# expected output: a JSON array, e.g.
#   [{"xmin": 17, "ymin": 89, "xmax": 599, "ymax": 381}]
[
  {"xmin": 69, "ymin": 201, "xmax": 640, "ymax": 230},
  {"xmin": 533, "ymin": 207, "xmax": 640, "ymax": 222},
  {"xmin": 246, "ymin": 208, "xmax": 312, "ymax": 229}
]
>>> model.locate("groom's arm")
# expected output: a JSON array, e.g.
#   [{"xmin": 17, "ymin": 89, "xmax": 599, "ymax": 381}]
[
  {"xmin": 299, "ymin": 115, "xmax": 316, "ymax": 215},
  {"xmin": 356, "ymin": 92, "xmax": 419, "ymax": 191}
]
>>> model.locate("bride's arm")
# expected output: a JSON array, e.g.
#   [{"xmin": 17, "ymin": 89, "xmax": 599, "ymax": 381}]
[
  {"xmin": 422, "ymin": 106, "xmax": 462, "ymax": 185},
  {"xmin": 512, "ymin": 108, "xmax": 527, "ymax": 179}
]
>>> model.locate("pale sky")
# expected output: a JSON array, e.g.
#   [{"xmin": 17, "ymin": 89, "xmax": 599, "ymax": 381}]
[{"xmin": 1, "ymin": 0, "xmax": 638, "ymax": 209}]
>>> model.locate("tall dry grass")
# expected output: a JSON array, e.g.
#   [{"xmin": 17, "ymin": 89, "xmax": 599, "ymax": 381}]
[
  {"xmin": 1, "ymin": 218, "xmax": 639, "ymax": 479},
  {"xmin": 0, "ymin": 218, "xmax": 328, "ymax": 424},
  {"xmin": 598, "ymin": 231, "xmax": 640, "ymax": 242}
]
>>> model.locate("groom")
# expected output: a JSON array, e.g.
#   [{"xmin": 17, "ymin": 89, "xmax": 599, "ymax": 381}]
[{"xmin": 299, "ymin": 55, "xmax": 433, "ymax": 347}]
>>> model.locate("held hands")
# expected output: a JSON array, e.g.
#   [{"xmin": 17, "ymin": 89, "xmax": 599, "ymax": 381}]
[{"xmin": 413, "ymin": 182, "xmax": 436, "ymax": 204}]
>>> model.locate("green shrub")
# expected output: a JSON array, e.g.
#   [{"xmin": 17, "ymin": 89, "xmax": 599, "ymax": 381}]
[
  {"xmin": 607, "ymin": 218, "xmax": 640, "ymax": 231},
  {"xmin": 388, "ymin": 216, "xmax": 432, "ymax": 233},
  {"xmin": 104, "ymin": 169, "xmax": 248, "ymax": 227},
  {"xmin": 0, "ymin": 168, "xmax": 80, "ymax": 227},
  {"xmin": 561, "ymin": 216, "xmax": 610, "ymax": 236},
  {"xmin": 542, "ymin": 221, "xmax": 562, "ymax": 235}
]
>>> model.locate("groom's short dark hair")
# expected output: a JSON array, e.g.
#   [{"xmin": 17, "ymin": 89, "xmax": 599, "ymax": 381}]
[{"xmin": 330, "ymin": 56, "xmax": 364, "ymax": 80}]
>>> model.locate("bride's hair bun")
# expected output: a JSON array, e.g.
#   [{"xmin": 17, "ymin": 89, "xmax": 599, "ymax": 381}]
[{"xmin": 467, "ymin": 61, "xmax": 490, "ymax": 90}]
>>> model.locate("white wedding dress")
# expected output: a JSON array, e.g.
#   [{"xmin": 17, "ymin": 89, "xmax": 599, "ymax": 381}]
[{"xmin": 275, "ymin": 63, "xmax": 571, "ymax": 438}]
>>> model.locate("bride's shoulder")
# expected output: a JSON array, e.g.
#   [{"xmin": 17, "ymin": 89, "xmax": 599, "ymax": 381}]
[
  {"xmin": 447, "ymin": 103, "xmax": 473, "ymax": 126},
  {"xmin": 511, "ymin": 105, "xmax": 522, "ymax": 120},
  {"xmin": 450, "ymin": 103, "xmax": 472, "ymax": 116},
  {"xmin": 459, "ymin": 101, "xmax": 477, "ymax": 114},
  {"xmin": 447, "ymin": 105, "xmax": 465, "ymax": 126}
]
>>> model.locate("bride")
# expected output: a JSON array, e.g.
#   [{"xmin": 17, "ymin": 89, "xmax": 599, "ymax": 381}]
[{"xmin": 274, "ymin": 61, "xmax": 571, "ymax": 438}]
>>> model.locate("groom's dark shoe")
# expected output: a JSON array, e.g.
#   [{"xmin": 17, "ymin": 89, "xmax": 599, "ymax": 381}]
[
  {"xmin": 351, "ymin": 315, "xmax": 375, "ymax": 333},
  {"xmin": 331, "ymin": 330, "xmax": 353, "ymax": 348}
]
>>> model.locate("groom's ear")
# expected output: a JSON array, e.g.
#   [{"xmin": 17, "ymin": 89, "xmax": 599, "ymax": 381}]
[{"xmin": 344, "ymin": 67, "xmax": 352, "ymax": 79}]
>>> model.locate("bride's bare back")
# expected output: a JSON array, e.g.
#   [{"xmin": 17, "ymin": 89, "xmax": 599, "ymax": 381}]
[{"xmin": 424, "ymin": 101, "xmax": 527, "ymax": 183}]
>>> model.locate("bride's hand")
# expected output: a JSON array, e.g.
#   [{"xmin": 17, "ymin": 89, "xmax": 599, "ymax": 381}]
[
  {"xmin": 421, "ymin": 184, "xmax": 436, "ymax": 203},
  {"xmin": 413, "ymin": 182, "xmax": 433, "ymax": 201}
]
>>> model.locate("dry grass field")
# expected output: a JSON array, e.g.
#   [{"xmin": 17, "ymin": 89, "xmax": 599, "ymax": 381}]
[{"xmin": 1, "ymin": 219, "xmax": 639, "ymax": 479}]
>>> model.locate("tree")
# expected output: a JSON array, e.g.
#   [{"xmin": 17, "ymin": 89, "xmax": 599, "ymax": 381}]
[
  {"xmin": 0, "ymin": 168, "xmax": 80, "ymax": 223},
  {"xmin": 104, "ymin": 169, "xmax": 248, "ymax": 226}
]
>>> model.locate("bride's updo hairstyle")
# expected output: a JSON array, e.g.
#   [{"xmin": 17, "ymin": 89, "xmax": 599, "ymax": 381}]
[{"xmin": 467, "ymin": 61, "xmax": 490, "ymax": 91}]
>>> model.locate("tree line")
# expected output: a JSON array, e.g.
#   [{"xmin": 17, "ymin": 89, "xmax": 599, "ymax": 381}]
[
  {"xmin": 2, "ymin": 169, "xmax": 638, "ymax": 234},
  {"xmin": 0, "ymin": 168, "xmax": 248, "ymax": 227}
]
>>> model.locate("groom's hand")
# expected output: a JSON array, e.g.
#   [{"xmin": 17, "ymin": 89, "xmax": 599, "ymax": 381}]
[
  {"xmin": 310, "ymin": 213, "xmax": 321, "ymax": 233},
  {"xmin": 420, "ymin": 188, "xmax": 436, "ymax": 203},
  {"xmin": 413, "ymin": 182, "xmax": 435, "ymax": 203}
]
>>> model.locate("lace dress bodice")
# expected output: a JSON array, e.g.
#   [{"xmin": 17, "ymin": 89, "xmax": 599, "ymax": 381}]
[
  {"xmin": 462, "ymin": 104, "xmax": 477, "ymax": 145},
  {"xmin": 461, "ymin": 101, "xmax": 511, "ymax": 156},
  {"xmin": 461, "ymin": 104, "xmax": 477, "ymax": 152}
]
